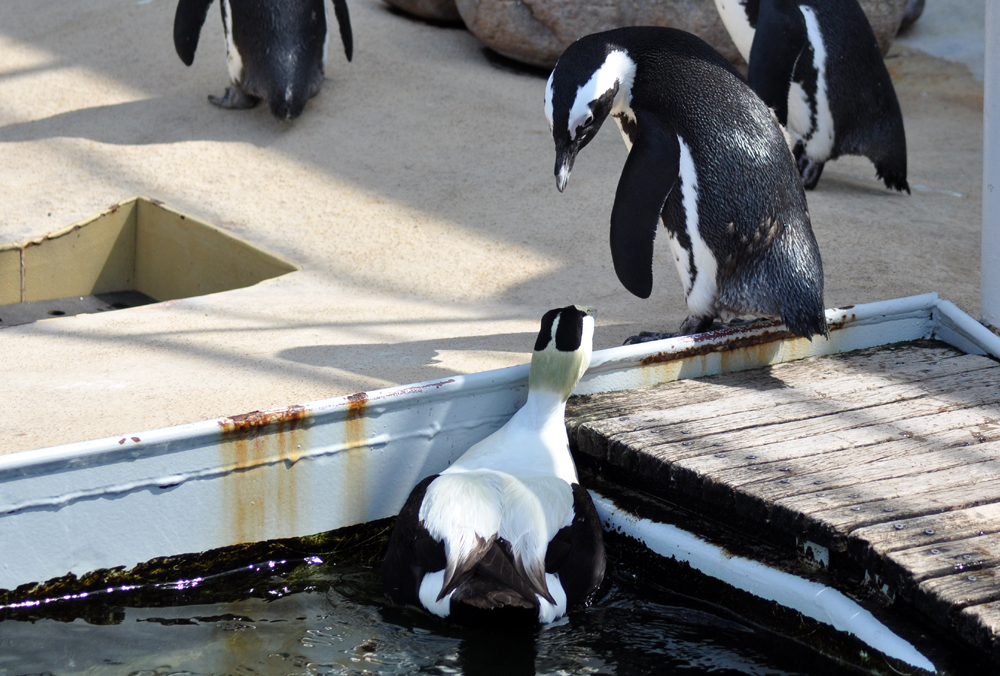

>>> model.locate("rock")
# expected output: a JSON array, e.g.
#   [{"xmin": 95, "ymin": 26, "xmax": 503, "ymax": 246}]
[
  {"xmin": 384, "ymin": 0, "xmax": 462, "ymax": 23},
  {"xmin": 454, "ymin": 0, "xmax": 908, "ymax": 69}
]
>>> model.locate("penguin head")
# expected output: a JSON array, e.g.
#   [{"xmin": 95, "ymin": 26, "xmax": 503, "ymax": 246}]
[
  {"xmin": 529, "ymin": 305, "xmax": 596, "ymax": 398},
  {"xmin": 544, "ymin": 39, "xmax": 636, "ymax": 192}
]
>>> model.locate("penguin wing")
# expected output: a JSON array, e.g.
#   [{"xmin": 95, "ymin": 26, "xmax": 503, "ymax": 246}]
[
  {"xmin": 610, "ymin": 109, "xmax": 680, "ymax": 299},
  {"xmin": 543, "ymin": 484, "xmax": 605, "ymax": 606},
  {"xmin": 173, "ymin": 0, "xmax": 215, "ymax": 66},
  {"xmin": 747, "ymin": 2, "xmax": 807, "ymax": 123},
  {"xmin": 330, "ymin": 0, "xmax": 354, "ymax": 62}
]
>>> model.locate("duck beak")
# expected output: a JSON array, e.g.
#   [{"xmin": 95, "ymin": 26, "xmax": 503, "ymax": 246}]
[{"xmin": 554, "ymin": 145, "xmax": 577, "ymax": 193}]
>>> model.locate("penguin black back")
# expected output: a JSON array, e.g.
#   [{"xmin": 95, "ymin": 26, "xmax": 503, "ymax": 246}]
[
  {"xmin": 546, "ymin": 28, "xmax": 828, "ymax": 339},
  {"xmin": 174, "ymin": 0, "xmax": 353, "ymax": 121},
  {"xmin": 801, "ymin": 0, "xmax": 907, "ymax": 192},
  {"xmin": 728, "ymin": 0, "xmax": 908, "ymax": 191}
]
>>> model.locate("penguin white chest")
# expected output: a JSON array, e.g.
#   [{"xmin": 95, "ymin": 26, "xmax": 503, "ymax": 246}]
[
  {"xmin": 669, "ymin": 135, "xmax": 718, "ymax": 319},
  {"xmin": 787, "ymin": 6, "xmax": 835, "ymax": 160},
  {"xmin": 713, "ymin": 0, "xmax": 755, "ymax": 61},
  {"xmin": 221, "ymin": 0, "xmax": 245, "ymax": 83}
]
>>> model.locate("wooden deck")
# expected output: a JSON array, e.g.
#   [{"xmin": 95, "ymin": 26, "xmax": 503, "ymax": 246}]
[{"xmin": 566, "ymin": 341, "xmax": 1000, "ymax": 665}]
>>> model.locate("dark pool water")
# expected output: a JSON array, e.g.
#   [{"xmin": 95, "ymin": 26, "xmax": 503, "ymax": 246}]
[{"xmin": 0, "ymin": 551, "xmax": 855, "ymax": 676}]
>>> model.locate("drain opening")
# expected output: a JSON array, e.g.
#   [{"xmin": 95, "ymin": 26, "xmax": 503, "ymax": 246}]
[{"xmin": 0, "ymin": 197, "xmax": 299, "ymax": 328}]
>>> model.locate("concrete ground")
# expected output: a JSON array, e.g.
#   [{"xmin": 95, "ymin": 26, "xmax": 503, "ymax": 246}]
[{"xmin": 0, "ymin": 0, "xmax": 987, "ymax": 453}]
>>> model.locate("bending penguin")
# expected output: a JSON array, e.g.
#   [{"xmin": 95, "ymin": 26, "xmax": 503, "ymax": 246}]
[
  {"xmin": 382, "ymin": 305, "xmax": 605, "ymax": 624},
  {"xmin": 714, "ymin": 0, "xmax": 909, "ymax": 192},
  {"xmin": 545, "ymin": 27, "xmax": 828, "ymax": 340},
  {"xmin": 174, "ymin": 0, "xmax": 353, "ymax": 121}
]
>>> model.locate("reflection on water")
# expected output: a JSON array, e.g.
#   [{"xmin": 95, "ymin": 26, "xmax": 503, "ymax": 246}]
[{"xmin": 0, "ymin": 554, "xmax": 845, "ymax": 676}]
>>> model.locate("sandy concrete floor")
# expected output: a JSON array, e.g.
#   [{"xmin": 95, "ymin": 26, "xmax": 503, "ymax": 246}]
[{"xmin": 0, "ymin": 0, "xmax": 987, "ymax": 453}]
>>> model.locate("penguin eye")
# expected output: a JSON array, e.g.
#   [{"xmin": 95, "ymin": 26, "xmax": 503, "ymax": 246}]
[{"xmin": 584, "ymin": 113, "xmax": 593, "ymax": 126}]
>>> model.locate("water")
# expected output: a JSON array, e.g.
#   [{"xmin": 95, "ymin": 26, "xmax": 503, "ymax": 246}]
[{"xmin": 0, "ymin": 546, "xmax": 858, "ymax": 676}]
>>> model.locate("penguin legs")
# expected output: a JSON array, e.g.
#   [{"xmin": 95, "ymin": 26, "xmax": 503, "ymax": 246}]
[{"xmin": 208, "ymin": 84, "xmax": 259, "ymax": 110}]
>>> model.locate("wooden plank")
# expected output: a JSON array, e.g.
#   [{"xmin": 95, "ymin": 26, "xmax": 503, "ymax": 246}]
[
  {"xmin": 680, "ymin": 436, "xmax": 1000, "ymax": 533},
  {"xmin": 767, "ymin": 454, "xmax": 1000, "ymax": 541},
  {"xmin": 576, "ymin": 355, "xmax": 997, "ymax": 443},
  {"xmin": 676, "ymin": 412, "xmax": 1000, "ymax": 496},
  {"xmin": 578, "ymin": 375, "xmax": 1000, "ymax": 465},
  {"xmin": 567, "ymin": 342, "xmax": 973, "ymax": 431},
  {"xmin": 957, "ymin": 602, "xmax": 1000, "ymax": 665},
  {"xmin": 881, "ymin": 532, "xmax": 1000, "ymax": 586},
  {"xmin": 851, "ymin": 503, "xmax": 1000, "ymax": 567},
  {"xmin": 915, "ymin": 570, "xmax": 1000, "ymax": 623}
]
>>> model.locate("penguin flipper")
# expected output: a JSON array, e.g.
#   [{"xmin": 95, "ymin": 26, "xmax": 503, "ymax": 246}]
[
  {"xmin": 610, "ymin": 109, "xmax": 680, "ymax": 299},
  {"xmin": 331, "ymin": 0, "xmax": 354, "ymax": 62},
  {"xmin": 747, "ymin": 2, "xmax": 806, "ymax": 124},
  {"xmin": 173, "ymin": 0, "xmax": 215, "ymax": 66}
]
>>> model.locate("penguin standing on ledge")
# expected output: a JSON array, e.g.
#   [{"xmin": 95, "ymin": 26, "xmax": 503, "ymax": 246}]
[
  {"xmin": 174, "ymin": 0, "xmax": 353, "ymax": 121},
  {"xmin": 714, "ymin": 0, "xmax": 909, "ymax": 192},
  {"xmin": 382, "ymin": 305, "xmax": 605, "ymax": 625},
  {"xmin": 545, "ymin": 28, "xmax": 828, "ymax": 340}
]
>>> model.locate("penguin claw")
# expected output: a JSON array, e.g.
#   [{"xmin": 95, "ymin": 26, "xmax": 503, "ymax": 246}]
[
  {"xmin": 623, "ymin": 331, "xmax": 679, "ymax": 345},
  {"xmin": 208, "ymin": 86, "xmax": 259, "ymax": 110}
]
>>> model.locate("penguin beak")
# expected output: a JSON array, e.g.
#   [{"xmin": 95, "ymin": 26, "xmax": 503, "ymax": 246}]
[{"xmin": 554, "ymin": 146, "xmax": 577, "ymax": 193}]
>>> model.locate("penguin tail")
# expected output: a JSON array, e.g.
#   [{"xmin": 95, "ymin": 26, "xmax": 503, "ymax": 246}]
[
  {"xmin": 781, "ymin": 306, "xmax": 829, "ymax": 341},
  {"xmin": 868, "ymin": 118, "xmax": 909, "ymax": 194},
  {"xmin": 876, "ymin": 163, "xmax": 910, "ymax": 194}
]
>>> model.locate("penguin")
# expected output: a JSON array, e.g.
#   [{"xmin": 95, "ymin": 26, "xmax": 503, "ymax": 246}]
[
  {"xmin": 544, "ymin": 27, "xmax": 828, "ymax": 340},
  {"xmin": 382, "ymin": 305, "xmax": 606, "ymax": 625},
  {"xmin": 173, "ymin": 0, "xmax": 353, "ymax": 121},
  {"xmin": 714, "ymin": 0, "xmax": 909, "ymax": 192}
]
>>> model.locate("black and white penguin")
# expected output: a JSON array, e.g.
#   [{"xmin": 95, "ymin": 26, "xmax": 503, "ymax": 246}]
[
  {"xmin": 714, "ymin": 0, "xmax": 909, "ymax": 192},
  {"xmin": 382, "ymin": 305, "xmax": 605, "ymax": 624},
  {"xmin": 173, "ymin": 0, "xmax": 353, "ymax": 121},
  {"xmin": 544, "ymin": 27, "xmax": 828, "ymax": 340}
]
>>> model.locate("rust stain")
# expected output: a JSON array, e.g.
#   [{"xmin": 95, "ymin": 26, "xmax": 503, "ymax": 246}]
[
  {"xmin": 219, "ymin": 404, "xmax": 309, "ymax": 546},
  {"xmin": 639, "ymin": 324, "xmax": 789, "ymax": 367},
  {"xmin": 826, "ymin": 313, "xmax": 857, "ymax": 333},
  {"xmin": 638, "ymin": 312, "xmax": 857, "ymax": 369},
  {"xmin": 344, "ymin": 392, "xmax": 369, "ymax": 523}
]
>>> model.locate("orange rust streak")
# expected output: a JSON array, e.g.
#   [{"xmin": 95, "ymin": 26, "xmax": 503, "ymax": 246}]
[
  {"xmin": 219, "ymin": 404, "xmax": 309, "ymax": 545},
  {"xmin": 219, "ymin": 404, "xmax": 307, "ymax": 436},
  {"xmin": 343, "ymin": 392, "xmax": 369, "ymax": 523},
  {"xmin": 640, "ymin": 325, "xmax": 789, "ymax": 367}
]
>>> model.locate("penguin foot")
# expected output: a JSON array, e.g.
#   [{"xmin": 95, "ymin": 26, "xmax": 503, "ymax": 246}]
[
  {"xmin": 679, "ymin": 315, "xmax": 716, "ymax": 335},
  {"xmin": 797, "ymin": 156, "xmax": 826, "ymax": 190},
  {"xmin": 208, "ymin": 86, "xmax": 259, "ymax": 110},
  {"xmin": 899, "ymin": 0, "xmax": 925, "ymax": 32},
  {"xmin": 623, "ymin": 331, "xmax": 679, "ymax": 345}
]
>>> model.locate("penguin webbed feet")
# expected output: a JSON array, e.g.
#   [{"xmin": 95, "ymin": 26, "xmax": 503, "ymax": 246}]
[
  {"xmin": 623, "ymin": 315, "xmax": 717, "ymax": 345},
  {"xmin": 623, "ymin": 331, "xmax": 679, "ymax": 345},
  {"xmin": 623, "ymin": 316, "xmax": 775, "ymax": 345},
  {"xmin": 208, "ymin": 85, "xmax": 259, "ymax": 110}
]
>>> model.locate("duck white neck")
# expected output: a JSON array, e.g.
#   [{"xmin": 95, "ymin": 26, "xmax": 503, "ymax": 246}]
[{"xmin": 514, "ymin": 388, "xmax": 569, "ymax": 431}]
